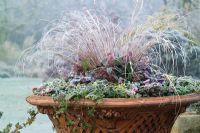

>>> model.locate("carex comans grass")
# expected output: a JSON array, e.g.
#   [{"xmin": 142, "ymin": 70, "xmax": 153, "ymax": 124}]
[{"xmin": 20, "ymin": 9, "xmax": 200, "ymax": 99}]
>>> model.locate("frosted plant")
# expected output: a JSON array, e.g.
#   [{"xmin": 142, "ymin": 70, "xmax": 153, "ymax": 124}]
[{"xmin": 19, "ymin": 7, "xmax": 188, "ymax": 82}]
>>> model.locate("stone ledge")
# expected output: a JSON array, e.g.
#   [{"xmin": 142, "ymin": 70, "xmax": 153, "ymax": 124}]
[{"xmin": 171, "ymin": 112, "xmax": 200, "ymax": 133}]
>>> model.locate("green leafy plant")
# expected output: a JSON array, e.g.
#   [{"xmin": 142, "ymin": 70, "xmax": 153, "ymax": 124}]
[
  {"xmin": 33, "ymin": 75, "xmax": 200, "ymax": 99},
  {"xmin": 190, "ymin": 102, "xmax": 200, "ymax": 114},
  {"xmin": 0, "ymin": 109, "xmax": 38, "ymax": 133}
]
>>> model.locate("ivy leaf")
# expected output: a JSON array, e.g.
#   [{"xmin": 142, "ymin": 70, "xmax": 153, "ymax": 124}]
[
  {"xmin": 0, "ymin": 123, "xmax": 12, "ymax": 133},
  {"xmin": 101, "ymin": 59, "xmax": 107, "ymax": 66},
  {"xmin": 67, "ymin": 119, "xmax": 75, "ymax": 126},
  {"xmin": 15, "ymin": 122, "xmax": 22, "ymax": 129},
  {"xmin": 106, "ymin": 67, "xmax": 112, "ymax": 74}
]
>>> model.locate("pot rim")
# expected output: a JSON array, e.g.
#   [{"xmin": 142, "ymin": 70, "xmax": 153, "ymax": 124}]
[{"xmin": 26, "ymin": 93, "xmax": 200, "ymax": 108}]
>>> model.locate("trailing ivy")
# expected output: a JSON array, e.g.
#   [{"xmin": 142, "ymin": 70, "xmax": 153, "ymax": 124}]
[{"xmin": 0, "ymin": 109, "xmax": 38, "ymax": 133}]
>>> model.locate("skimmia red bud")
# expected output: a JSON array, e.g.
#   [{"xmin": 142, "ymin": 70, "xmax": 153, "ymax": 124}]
[{"xmin": 107, "ymin": 53, "xmax": 114, "ymax": 65}]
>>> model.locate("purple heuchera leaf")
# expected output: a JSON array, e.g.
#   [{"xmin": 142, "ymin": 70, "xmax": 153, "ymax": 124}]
[
  {"xmin": 144, "ymin": 71, "xmax": 151, "ymax": 79},
  {"xmin": 131, "ymin": 84, "xmax": 139, "ymax": 95},
  {"xmin": 32, "ymin": 88, "xmax": 37, "ymax": 93},
  {"xmin": 143, "ymin": 79, "xmax": 150, "ymax": 85}
]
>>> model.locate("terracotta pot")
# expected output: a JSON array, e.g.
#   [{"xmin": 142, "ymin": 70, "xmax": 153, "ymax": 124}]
[{"xmin": 26, "ymin": 93, "xmax": 200, "ymax": 133}]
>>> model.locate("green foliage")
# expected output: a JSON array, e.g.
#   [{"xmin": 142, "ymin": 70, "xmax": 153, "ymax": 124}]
[
  {"xmin": 81, "ymin": 59, "xmax": 90, "ymax": 71},
  {"xmin": 176, "ymin": 0, "xmax": 200, "ymax": 12},
  {"xmin": 190, "ymin": 102, "xmax": 200, "ymax": 114},
  {"xmin": 63, "ymin": 80, "xmax": 128, "ymax": 101},
  {"xmin": 34, "ymin": 79, "xmax": 131, "ymax": 102},
  {"xmin": 0, "ymin": 109, "xmax": 38, "ymax": 133},
  {"xmin": 54, "ymin": 97, "xmax": 68, "ymax": 116},
  {"xmin": 164, "ymin": 0, "xmax": 200, "ymax": 12},
  {"xmin": 0, "ymin": 123, "xmax": 12, "ymax": 133},
  {"xmin": 174, "ymin": 76, "xmax": 198, "ymax": 95},
  {"xmin": 67, "ymin": 119, "xmax": 75, "ymax": 127},
  {"xmin": 87, "ymin": 107, "xmax": 96, "ymax": 117},
  {"xmin": 48, "ymin": 78, "xmax": 66, "ymax": 90},
  {"xmin": 34, "ymin": 76, "xmax": 200, "ymax": 100},
  {"xmin": 139, "ymin": 75, "xmax": 199, "ymax": 97}
]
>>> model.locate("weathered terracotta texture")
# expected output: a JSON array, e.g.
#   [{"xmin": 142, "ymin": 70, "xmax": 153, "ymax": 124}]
[{"xmin": 26, "ymin": 94, "xmax": 200, "ymax": 133}]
